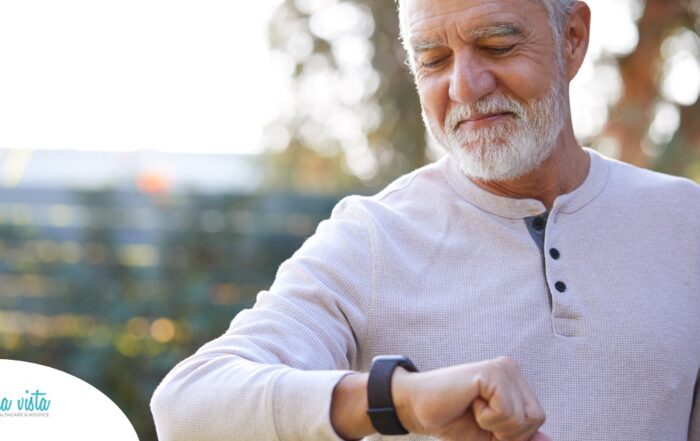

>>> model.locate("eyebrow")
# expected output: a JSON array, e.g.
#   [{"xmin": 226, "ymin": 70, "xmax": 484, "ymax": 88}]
[
  {"xmin": 410, "ymin": 22, "xmax": 525, "ymax": 54},
  {"xmin": 470, "ymin": 23, "xmax": 524, "ymax": 40}
]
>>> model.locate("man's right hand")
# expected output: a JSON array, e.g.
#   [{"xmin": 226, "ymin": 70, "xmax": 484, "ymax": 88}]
[
  {"xmin": 392, "ymin": 356, "xmax": 547, "ymax": 441},
  {"xmin": 331, "ymin": 356, "xmax": 547, "ymax": 441}
]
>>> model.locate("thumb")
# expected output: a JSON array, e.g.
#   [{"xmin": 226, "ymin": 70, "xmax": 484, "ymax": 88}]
[
  {"xmin": 531, "ymin": 432, "xmax": 552, "ymax": 441},
  {"xmin": 471, "ymin": 396, "xmax": 499, "ymax": 426},
  {"xmin": 471, "ymin": 397, "xmax": 489, "ymax": 418}
]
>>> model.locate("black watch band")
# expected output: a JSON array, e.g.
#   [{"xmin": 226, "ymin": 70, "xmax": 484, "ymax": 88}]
[{"xmin": 366, "ymin": 355, "xmax": 418, "ymax": 435}]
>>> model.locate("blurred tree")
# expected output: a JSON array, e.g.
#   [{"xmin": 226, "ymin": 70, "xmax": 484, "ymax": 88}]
[
  {"xmin": 265, "ymin": 0, "xmax": 700, "ymax": 189},
  {"xmin": 600, "ymin": 0, "xmax": 700, "ymax": 177},
  {"xmin": 264, "ymin": 0, "xmax": 428, "ymax": 192}
]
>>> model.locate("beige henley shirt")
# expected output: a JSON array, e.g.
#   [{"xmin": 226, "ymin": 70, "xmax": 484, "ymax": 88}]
[{"xmin": 151, "ymin": 149, "xmax": 700, "ymax": 441}]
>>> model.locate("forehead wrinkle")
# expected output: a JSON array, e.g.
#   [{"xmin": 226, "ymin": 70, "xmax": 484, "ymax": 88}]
[
  {"xmin": 401, "ymin": 0, "xmax": 547, "ymax": 49},
  {"xmin": 409, "ymin": 21, "xmax": 525, "ymax": 54},
  {"xmin": 406, "ymin": 0, "xmax": 506, "ymax": 26},
  {"xmin": 410, "ymin": 34, "xmax": 446, "ymax": 53}
]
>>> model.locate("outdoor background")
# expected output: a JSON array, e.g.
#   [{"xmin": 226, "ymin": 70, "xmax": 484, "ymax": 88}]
[{"xmin": 0, "ymin": 0, "xmax": 699, "ymax": 439}]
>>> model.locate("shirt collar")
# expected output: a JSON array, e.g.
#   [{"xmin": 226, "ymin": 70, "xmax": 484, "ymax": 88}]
[{"xmin": 439, "ymin": 147, "xmax": 610, "ymax": 219}]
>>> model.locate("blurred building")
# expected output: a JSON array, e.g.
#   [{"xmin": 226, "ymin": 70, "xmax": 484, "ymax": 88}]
[{"xmin": 0, "ymin": 149, "xmax": 263, "ymax": 193}]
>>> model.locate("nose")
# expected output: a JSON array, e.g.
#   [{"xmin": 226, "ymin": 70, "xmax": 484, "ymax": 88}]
[{"xmin": 448, "ymin": 50, "xmax": 497, "ymax": 104}]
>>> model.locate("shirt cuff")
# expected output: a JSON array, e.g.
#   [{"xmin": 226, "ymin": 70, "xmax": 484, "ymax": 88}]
[{"xmin": 273, "ymin": 369, "xmax": 355, "ymax": 441}]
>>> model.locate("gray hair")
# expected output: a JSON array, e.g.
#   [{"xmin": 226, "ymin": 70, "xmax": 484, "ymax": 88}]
[
  {"xmin": 397, "ymin": 0, "xmax": 578, "ymax": 57},
  {"xmin": 539, "ymin": 0, "xmax": 578, "ymax": 45}
]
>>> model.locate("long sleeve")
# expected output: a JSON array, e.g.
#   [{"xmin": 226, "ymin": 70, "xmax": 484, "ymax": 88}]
[
  {"xmin": 150, "ymin": 199, "xmax": 372, "ymax": 441},
  {"xmin": 690, "ymin": 370, "xmax": 700, "ymax": 440}
]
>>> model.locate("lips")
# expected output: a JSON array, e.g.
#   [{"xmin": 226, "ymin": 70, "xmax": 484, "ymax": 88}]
[{"xmin": 454, "ymin": 112, "xmax": 515, "ymax": 130}]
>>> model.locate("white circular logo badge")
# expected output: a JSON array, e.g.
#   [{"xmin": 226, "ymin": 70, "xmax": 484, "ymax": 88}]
[{"xmin": 0, "ymin": 359, "xmax": 138, "ymax": 440}]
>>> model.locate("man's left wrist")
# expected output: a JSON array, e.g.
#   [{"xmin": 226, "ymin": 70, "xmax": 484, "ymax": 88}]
[
  {"xmin": 391, "ymin": 366, "xmax": 417, "ymax": 432},
  {"xmin": 330, "ymin": 372, "xmax": 374, "ymax": 440},
  {"xmin": 366, "ymin": 355, "xmax": 418, "ymax": 435}
]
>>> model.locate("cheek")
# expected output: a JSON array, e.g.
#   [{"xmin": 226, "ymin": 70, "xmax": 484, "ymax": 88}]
[
  {"xmin": 498, "ymin": 59, "xmax": 558, "ymax": 102},
  {"xmin": 417, "ymin": 75, "xmax": 451, "ymax": 127}
]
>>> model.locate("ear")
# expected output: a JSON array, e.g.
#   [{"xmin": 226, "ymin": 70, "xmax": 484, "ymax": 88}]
[{"xmin": 563, "ymin": 1, "xmax": 591, "ymax": 81}]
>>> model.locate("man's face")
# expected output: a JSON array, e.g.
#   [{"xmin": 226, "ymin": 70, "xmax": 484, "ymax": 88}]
[{"xmin": 404, "ymin": 0, "xmax": 569, "ymax": 181}]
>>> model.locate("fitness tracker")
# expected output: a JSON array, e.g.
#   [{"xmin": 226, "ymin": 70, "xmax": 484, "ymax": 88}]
[{"xmin": 366, "ymin": 355, "xmax": 418, "ymax": 435}]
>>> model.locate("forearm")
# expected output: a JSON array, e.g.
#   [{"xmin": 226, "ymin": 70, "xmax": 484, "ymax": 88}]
[
  {"xmin": 152, "ymin": 351, "xmax": 351, "ymax": 441},
  {"xmin": 152, "ymin": 355, "xmax": 286, "ymax": 441},
  {"xmin": 331, "ymin": 372, "xmax": 375, "ymax": 440},
  {"xmin": 330, "ymin": 366, "xmax": 427, "ymax": 440}
]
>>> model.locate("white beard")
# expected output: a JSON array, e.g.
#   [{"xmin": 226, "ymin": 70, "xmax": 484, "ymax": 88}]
[{"xmin": 424, "ymin": 79, "xmax": 568, "ymax": 182}]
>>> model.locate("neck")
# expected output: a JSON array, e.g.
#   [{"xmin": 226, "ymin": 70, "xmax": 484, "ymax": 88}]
[{"xmin": 469, "ymin": 127, "xmax": 590, "ymax": 210}]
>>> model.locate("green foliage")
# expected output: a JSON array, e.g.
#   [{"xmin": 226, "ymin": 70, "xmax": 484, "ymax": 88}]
[{"xmin": 0, "ymin": 188, "xmax": 339, "ymax": 441}]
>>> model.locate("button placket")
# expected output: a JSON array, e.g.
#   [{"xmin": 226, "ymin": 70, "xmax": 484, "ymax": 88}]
[
  {"xmin": 542, "ymin": 211, "xmax": 583, "ymax": 337},
  {"xmin": 543, "ymin": 217, "xmax": 562, "ymax": 295}
]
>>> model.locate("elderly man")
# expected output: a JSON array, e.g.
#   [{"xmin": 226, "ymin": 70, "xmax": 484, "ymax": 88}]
[{"xmin": 151, "ymin": 0, "xmax": 700, "ymax": 440}]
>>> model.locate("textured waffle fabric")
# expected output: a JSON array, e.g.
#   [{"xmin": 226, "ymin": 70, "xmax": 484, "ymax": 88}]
[{"xmin": 151, "ymin": 148, "xmax": 700, "ymax": 441}]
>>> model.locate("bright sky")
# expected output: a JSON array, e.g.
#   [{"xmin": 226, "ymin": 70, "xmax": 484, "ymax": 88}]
[
  {"xmin": 0, "ymin": 0, "xmax": 696, "ymax": 156},
  {"xmin": 0, "ymin": 0, "xmax": 283, "ymax": 154}
]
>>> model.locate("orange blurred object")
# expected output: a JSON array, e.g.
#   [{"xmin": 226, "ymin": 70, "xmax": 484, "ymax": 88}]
[{"xmin": 137, "ymin": 172, "xmax": 170, "ymax": 194}]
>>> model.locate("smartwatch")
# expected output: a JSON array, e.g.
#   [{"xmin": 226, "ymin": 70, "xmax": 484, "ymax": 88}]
[{"xmin": 366, "ymin": 355, "xmax": 418, "ymax": 435}]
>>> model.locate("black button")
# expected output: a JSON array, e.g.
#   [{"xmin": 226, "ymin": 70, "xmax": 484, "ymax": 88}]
[
  {"xmin": 555, "ymin": 281, "xmax": 567, "ymax": 293},
  {"xmin": 532, "ymin": 217, "xmax": 546, "ymax": 231},
  {"xmin": 549, "ymin": 248, "xmax": 560, "ymax": 259}
]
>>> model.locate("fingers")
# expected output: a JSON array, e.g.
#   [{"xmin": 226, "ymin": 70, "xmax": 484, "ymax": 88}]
[
  {"xmin": 471, "ymin": 397, "xmax": 488, "ymax": 419},
  {"xmin": 401, "ymin": 357, "xmax": 546, "ymax": 441},
  {"xmin": 436, "ymin": 406, "xmax": 492, "ymax": 441},
  {"xmin": 531, "ymin": 432, "xmax": 552, "ymax": 441},
  {"xmin": 472, "ymin": 357, "xmax": 546, "ymax": 440}
]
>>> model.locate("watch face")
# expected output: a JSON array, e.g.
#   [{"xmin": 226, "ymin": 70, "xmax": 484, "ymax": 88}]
[
  {"xmin": 372, "ymin": 355, "xmax": 407, "ymax": 363},
  {"xmin": 371, "ymin": 355, "xmax": 417, "ymax": 372}
]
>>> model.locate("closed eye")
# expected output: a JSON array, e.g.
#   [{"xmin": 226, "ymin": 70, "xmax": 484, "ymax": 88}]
[
  {"xmin": 484, "ymin": 45, "xmax": 515, "ymax": 55},
  {"xmin": 420, "ymin": 56, "xmax": 450, "ymax": 70}
]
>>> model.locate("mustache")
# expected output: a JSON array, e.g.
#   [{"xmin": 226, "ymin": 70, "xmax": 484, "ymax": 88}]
[{"xmin": 445, "ymin": 94, "xmax": 525, "ymax": 132}]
